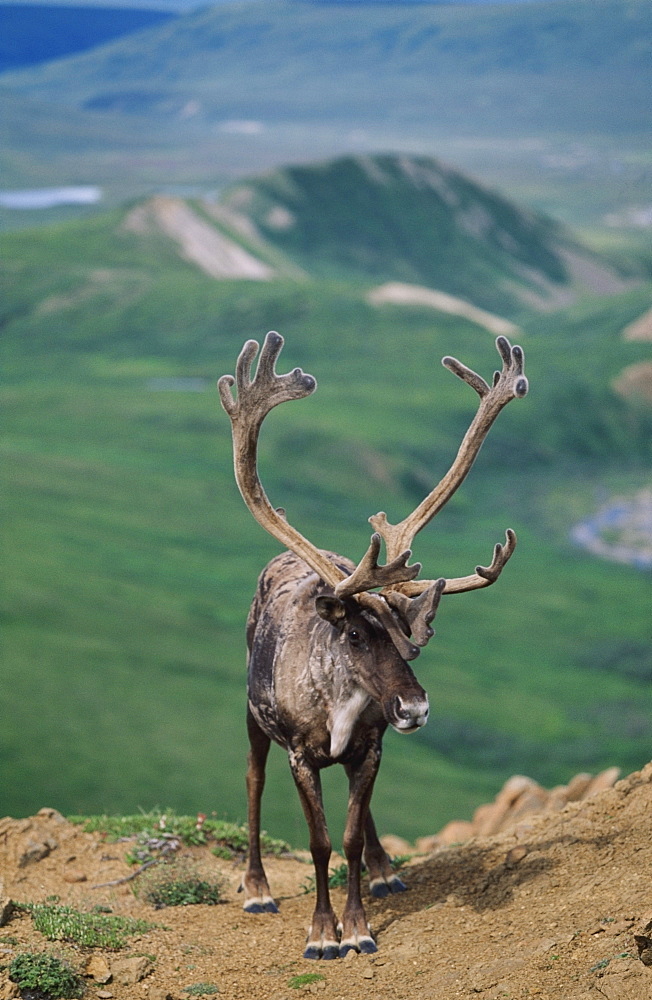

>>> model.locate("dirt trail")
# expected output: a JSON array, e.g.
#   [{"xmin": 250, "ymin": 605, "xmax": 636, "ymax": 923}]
[{"xmin": 2, "ymin": 763, "xmax": 652, "ymax": 1000}]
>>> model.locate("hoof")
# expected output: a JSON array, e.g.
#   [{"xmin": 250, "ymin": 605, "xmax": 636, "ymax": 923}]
[
  {"xmin": 370, "ymin": 875, "xmax": 406, "ymax": 898},
  {"xmin": 244, "ymin": 897, "xmax": 279, "ymax": 914},
  {"xmin": 339, "ymin": 934, "xmax": 377, "ymax": 958},
  {"xmin": 303, "ymin": 941, "xmax": 339, "ymax": 961}
]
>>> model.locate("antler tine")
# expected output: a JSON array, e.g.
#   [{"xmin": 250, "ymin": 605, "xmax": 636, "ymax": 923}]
[
  {"xmin": 383, "ymin": 578, "xmax": 446, "ymax": 647},
  {"xmin": 369, "ymin": 337, "xmax": 528, "ymax": 568},
  {"xmin": 391, "ymin": 529, "xmax": 518, "ymax": 598},
  {"xmin": 219, "ymin": 332, "xmax": 346, "ymax": 592},
  {"xmin": 334, "ymin": 533, "xmax": 421, "ymax": 600},
  {"xmin": 219, "ymin": 332, "xmax": 423, "ymax": 599}
]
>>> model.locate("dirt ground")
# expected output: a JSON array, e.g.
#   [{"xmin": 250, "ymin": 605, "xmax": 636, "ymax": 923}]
[{"xmin": 2, "ymin": 763, "xmax": 652, "ymax": 1000}]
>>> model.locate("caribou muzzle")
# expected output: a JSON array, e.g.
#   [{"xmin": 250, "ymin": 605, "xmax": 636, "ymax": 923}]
[{"xmin": 385, "ymin": 693, "xmax": 429, "ymax": 734}]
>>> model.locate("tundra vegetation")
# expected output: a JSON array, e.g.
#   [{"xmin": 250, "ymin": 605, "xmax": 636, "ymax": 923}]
[{"xmin": 1, "ymin": 154, "xmax": 651, "ymax": 848}]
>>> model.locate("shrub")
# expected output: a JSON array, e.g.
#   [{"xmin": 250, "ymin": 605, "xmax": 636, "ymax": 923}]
[
  {"xmin": 135, "ymin": 857, "xmax": 223, "ymax": 909},
  {"xmin": 9, "ymin": 952, "xmax": 84, "ymax": 999}
]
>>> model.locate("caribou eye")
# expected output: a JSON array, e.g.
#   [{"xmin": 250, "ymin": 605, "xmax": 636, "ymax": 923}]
[{"xmin": 347, "ymin": 628, "xmax": 362, "ymax": 646}]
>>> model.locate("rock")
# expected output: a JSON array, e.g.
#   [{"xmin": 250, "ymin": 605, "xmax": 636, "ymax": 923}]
[
  {"xmin": 0, "ymin": 980, "xmax": 21, "ymax": 1000},
  {"xmin": 634, "ymin": 929, "xmax": 652, "ymax": 967},
  {"xmin": 86, "ymin": 955, "xmax": 112, "ymax": 983},
  {"xmin": 110, "ymin": 956, "xmax": 153, "ymax": 985},
  {"xmin": 504, "ymin": 845, "xmax": 528, "ymax": 868},
  {"xmin": 585, "ymin": 767, "xmax": 621, "ymax": 797},
  {"xmin": 18, "ymin": 836, "xmax": 58, "ymax": 867},
  {"xmin": 63, "ymin": 870, "xmax": 88, "ymax": 883},
  {"xmin": 597, "ymin": 970, "xmax": 652, "ymax": 1000},
  {"xmin": 414, "ymin": 833, "xmax": 441, "ymax": 853},
  {"xmin": 432, "ymin": 820, "xmax": 474, "ymax": 847},
  {"xmin": 564, "ymin": 772, "xmax": 594, "ymax": 801},
  {"xmin": 36, "ymin": 808, "xmax": 67, "ymax": 823},
  {"xmin": 380, "ymin": 834, "xmax": 413, "ymax": 856},
  {"xmin": 0, "ymin": 899, "xmax": 13, "ymax": 927}
]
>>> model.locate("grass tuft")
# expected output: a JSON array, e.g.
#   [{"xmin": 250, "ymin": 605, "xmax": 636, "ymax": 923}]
[
  {"xmin": 18, "ymin": 901, "xmax": 155, "ymax": 949},
  {"xmin": 183, "ymin": 984, "xmax": 220, "ymax": 996},
  {"xmin": 288, "ymin": 973, "xmax": 326, "ymax": 989},
  {"xmin": 70, "ymin": 811, "xmax": 289, "ymax": 860}
]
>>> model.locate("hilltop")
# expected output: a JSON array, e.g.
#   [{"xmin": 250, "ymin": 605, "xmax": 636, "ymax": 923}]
[
  {"xmin": 2, "ymin": 763, "xmax": 652, "ymax": 998},
  {"xmin": 212, "ymin": 153, "xmax": 632, "ymax": 314}
]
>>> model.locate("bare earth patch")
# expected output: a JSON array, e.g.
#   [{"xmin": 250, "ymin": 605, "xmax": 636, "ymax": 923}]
[
  {"xmin": 366, "ymin": 281, "xmax": 520, "ymax": 336},
  {"xmin": 124, "ymin": 197, "xmax": 274, "ymax": 280},
  {"xmin": 622, "ymin": 307, "xmax": 652, "ymax": 342},
  {"xmin": 3, "ymin": 763, "xmax": 652, "ymax": 999}
]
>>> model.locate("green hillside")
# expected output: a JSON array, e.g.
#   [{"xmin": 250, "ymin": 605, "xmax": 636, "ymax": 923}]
[
  {"xmin": 2, "ymin": 160, "xmax": 651, "ymax": 846},
  {"xmin": 219, "ymin": 154, "xmax": 635, "ymax": 315}
]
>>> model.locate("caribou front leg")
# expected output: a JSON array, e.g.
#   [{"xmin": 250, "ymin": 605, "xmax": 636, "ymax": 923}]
[
  {"xmin": 242, "ymin": 707, "xmax": 279, "ymax": 914},
  {"xmin": 339, "ymin": 744, "xmax": 383, "ymax": 957},
  {"xmin": 288, "ymin": 749, "xmax": 340, "ymax": 960}
]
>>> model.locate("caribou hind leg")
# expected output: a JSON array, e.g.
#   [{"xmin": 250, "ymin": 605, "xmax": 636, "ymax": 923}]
[
  {"xmin": 363, "ymin": 810, "xmax": 408, "ymax": 898},
  {"xmin": 241, "ymin": 707, "xmax": 279, "ymax": 914},
  {"xmin": 288, "ymin": 749, "xmax": 340, "ymax": 960}
]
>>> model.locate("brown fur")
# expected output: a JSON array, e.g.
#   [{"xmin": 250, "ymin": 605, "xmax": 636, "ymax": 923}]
[{"xmin": 242, "ymin": 551, "xmax": 428, "ymax": 958}]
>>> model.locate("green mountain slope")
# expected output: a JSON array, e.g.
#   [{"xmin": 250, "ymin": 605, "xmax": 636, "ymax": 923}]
[
  {"xmin": 218, "ymin": 153, "xmax": 633, "ymax": 315},
  {"xmin": 3, "ymin": 0, "xmax": 649, "ymax": 135},
  {"xmin": 1, "ymin": 173, "xmax": 651, "ymax": 846}
]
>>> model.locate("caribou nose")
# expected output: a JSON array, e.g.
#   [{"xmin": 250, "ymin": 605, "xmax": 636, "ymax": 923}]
[{"xmin": 391, "ymin": 694, "xmax": 429, "ymax": 733}]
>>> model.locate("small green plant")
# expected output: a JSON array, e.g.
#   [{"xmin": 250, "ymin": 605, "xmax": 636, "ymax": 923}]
[
  {"xmin": 70, "ymin": 811, "xmax": 289, "ymax": 861},
  {"xmin": 18, "ymin": 902, "xmax": 155, "ymax": 949},
  {"xmin": 302, "ymin": 854, "xmax": 408, "ymax": 894},
  {"xmin": 135, "ymin": 858, "xmax": 224, "ymax": 909},
  {"xmin": 327, "ymin": 863, "xmax": 348, "ymax": 888},
  {"xmin": 9, "ymin": 952, "xmax": 84, "ymax": 999},
  {"xmin": 184, "ymin": 984, "xmax": 219, "ymax": 996},
  {"xmin": 288, "ymin": 972, "xmax": 325, "ymax": 989}
]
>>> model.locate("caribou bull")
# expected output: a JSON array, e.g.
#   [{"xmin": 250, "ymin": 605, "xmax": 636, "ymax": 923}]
[{"xmin": 218, "ymin": 331, "xmax": 527, "ymax": 959}]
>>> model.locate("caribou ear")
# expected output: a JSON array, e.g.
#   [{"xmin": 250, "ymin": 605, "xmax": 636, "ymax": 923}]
[{"xmin": 315, "ymin": 595, "xmax": 348, "ymax": 624}]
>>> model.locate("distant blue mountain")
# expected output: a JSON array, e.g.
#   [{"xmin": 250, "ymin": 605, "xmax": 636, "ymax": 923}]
[
  {"xmin": 300, "ymin": 1, "xmax": 541, "ymax": 5},
  {"xmin": 0, "ymin": 4, "xmax": 176, "ymax": 72}
]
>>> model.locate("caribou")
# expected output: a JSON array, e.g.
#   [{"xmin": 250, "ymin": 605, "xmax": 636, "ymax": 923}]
[{"xmin": 218, "ymin": 330, "xmax": 527, "ymax": 960}]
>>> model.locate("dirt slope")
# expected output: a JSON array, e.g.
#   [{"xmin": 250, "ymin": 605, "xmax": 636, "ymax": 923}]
[{"xmin": 2, "ymin": 763, "xmax": 652, "ymax": 1000}]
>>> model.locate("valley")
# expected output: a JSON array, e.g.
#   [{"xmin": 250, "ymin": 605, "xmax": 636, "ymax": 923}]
[{"xmin": 0, "ymin": 0, "xmax": 650, "ymax": 851}]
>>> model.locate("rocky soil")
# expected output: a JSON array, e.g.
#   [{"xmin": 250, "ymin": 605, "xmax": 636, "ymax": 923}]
[{"xmin": 2, "ymin": 763, "xmax": 652, "ymax": 1000}]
